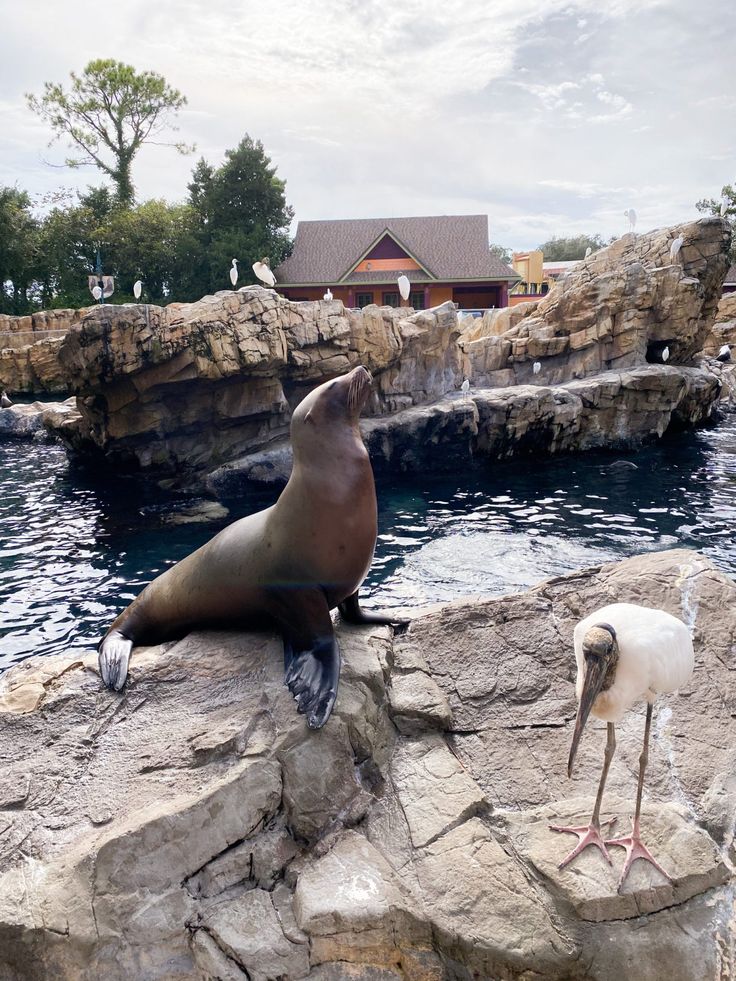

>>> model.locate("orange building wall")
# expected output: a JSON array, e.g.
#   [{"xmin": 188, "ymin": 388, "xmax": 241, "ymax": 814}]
[
  {"xmin": 353, "ymin": 258, "xmax": 421, "ymax": 272},
  {"xmin": 428, "ymin": 286, "xmax": 453, "ymax": 305}
]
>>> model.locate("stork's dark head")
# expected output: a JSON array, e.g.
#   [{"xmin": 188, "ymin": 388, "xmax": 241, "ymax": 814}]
[{"xmin": 567, "ymin": 623, "xmax": 619, "ymax": 778}]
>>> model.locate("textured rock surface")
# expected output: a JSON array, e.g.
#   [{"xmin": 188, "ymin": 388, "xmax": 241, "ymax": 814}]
[
  {"xmin": 0, "ymin": 217, "xmax": 726, "ymax": 487},
  {"xmin": 461, "ymin": 217, "xmax": 731, "ymax": 386},
  {"xmin": 209, "ymin": 364, "xmax": 722, "ymax": 494},
  {"xmin": 0, "ymin": 549, "xmax": 733, "ymax": 979},
  {"xmin": 0, "ymin": 307, "xmax": 92, "ymax": 395},
  {"xmin": 0, "ymin": 398, "xmax": 81, "ymax": 440}
]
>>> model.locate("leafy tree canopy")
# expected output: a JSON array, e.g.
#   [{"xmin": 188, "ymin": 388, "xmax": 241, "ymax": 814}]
[
  {"xmin": 0, "ymin": 186, "xmax": 40, "ymax": 315},
  {"xmin": 489, "ymin": 242, "xmax": 512, "ymax": 264},
  {"xmin": 696, "ymin": 182, "xmax": 736, "ymax": 261},
  {"xmin": 536, "ymin": 234, "xmax": 609, "ymax": 261},
  {"xmin": 27, "ymin": 60, "xmax": 193, "ymax": 207}
]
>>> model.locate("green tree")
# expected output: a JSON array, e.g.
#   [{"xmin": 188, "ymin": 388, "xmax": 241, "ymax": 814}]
[
  {"xmin": 489, "ymin": 242, "xmax": 512, "ymax": 264},
  {"xmin": 27, "ymin": 59, "xmax": 193, "ymax": 207},
  {"xmin": 37, "ymin": 192, "xmax": 106, "ymax": 309},
  {"xmin": 536, "ymin": 234, "xmax": 609, "ymax": 261},
  {"xmin": 180, "ymin": 136, "xmax": 294, "ymax": 299},
  {"xmin": 0, "ymin": 186, "xmax": 41, "ymax": 315},
  {"xmin": 696, "ymin": 183, "xmax": 736, "ymax": 261}
]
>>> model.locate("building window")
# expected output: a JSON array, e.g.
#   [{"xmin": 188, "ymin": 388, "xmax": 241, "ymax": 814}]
[
  {"xmin": 529, "ymin": 282, "xmax": 537, "ymax": 294},
  {"xmin": 409, "ymin": 291, "xmax": 425, "ymax": 310},
  {"xmin": 382, "ymin": 291, "xmax": 400, "ymax": 307},
  {"xmin": 541, "ymin": 283, "xmax": 549, "ymax": 294},
  {"xmin": 356, "ymin": 292, "xmax": 374, "ymax": 308}
]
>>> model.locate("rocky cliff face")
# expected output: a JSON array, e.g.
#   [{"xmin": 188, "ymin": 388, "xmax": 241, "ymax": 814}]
[
  {"xmin": 0, "ymin": 549, "xmax": 732, "ymax": 980},
  {"xmin": 1, "ymin": 218, "xmax": 730, "ymax": 486},
  {"xmin": 0, "ymin": 308, "xmax": 93, "ymax": 394},
  {"xmin": 460, "ymin": 217, "xmax": 731, "ymax": 386}
]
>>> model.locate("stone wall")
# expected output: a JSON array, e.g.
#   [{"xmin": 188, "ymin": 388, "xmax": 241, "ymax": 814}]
[{"xmin": 0, "ymin": 549, "xmax": 732, "ymax": 979}]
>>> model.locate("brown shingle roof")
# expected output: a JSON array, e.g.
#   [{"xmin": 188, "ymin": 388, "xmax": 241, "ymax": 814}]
[{"xmin": 274, "ymin": 215, "xmax": 518, "ymax": 285}]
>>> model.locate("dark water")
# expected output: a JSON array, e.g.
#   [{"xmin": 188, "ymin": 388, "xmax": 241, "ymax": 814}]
[{"xmin": 1, "ymin": 415, "xmax": 735, "ymax": 671}]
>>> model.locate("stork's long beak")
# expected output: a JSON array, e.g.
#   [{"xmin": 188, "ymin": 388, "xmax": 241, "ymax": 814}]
[{"xmin": 567, "ymin": 656, "xmax": 608, "ymax": 778}]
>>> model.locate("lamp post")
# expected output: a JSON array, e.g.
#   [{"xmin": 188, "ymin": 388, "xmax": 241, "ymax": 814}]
[{"xmin": 88, "ymin": 249, "xmax": 114, "ymax": 304}]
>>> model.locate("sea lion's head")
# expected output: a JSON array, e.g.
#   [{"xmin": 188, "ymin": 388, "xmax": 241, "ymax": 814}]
[{"xmin": 292, "ymin": 366, "xmax": 373, "ymax": 435}]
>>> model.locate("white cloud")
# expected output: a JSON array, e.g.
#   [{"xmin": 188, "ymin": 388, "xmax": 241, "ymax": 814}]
[{"xmin": 0, "ymin": 0, "xmax": 732, "ymax": 250}]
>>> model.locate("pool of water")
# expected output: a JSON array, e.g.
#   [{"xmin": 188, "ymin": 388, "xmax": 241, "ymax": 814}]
[{"xmin": 1, "ymin": 414, "xmax": 735, "ymax": 671}]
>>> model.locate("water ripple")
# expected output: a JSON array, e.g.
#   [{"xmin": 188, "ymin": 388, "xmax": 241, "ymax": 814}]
[{"xmin": 2, "ymin": 414, "xmax": 736, "ymax": 668}]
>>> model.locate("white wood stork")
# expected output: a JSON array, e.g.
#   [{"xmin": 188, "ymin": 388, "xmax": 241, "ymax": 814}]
[
  {"xmin": 716, "ymin": 344, "xmax": 731, "ymax": 363},
  {"xmin": 551, "ymin": 602, "xmax": 694, "ymax": 890},
  {"xmin": 460, "ymin": 377, "xmax": 470, "ymax": 400},
  {"xmin": 133, "ymin": 280, "xmax": 143, "ymax": 300},
  {"xmin": 323, "ymin": 288, "xmax": 333, "ymax": 301},
  {"xmin": 397, "ymin": 274, "xmax": 411, "ymax": 301},
  {"xmin": 624, "ymin": 209, "xmax": 637, "ymax": 233},
  {"xmin": 252, "ymin": 258, "xmax": 276, "ymax": 288},
  {"xmin": 669, "ymin": 235, "xmax": 684, "ymax": 264},
  {"xmin": 229, "ymin": 259, "xmax": 238, "ymax": 288}
]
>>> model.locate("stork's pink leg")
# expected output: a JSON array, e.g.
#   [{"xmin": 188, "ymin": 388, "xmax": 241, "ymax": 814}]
[
  {"xmin": 606, "ymin": 702, "xmax": 672, "ymax": 891},
  {"xmin": 550, "ymin": 722, "xmax": 617, "ymax": 869}
]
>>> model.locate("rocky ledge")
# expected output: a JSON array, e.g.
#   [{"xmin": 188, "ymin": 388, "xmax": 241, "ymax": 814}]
[
  {"xmin": 209, "ymin": 363, "xmax": 724, "ymax": 493},
  {"xmin": 0, "ymin": 548, "xmax": 733, "ymax": 980}
]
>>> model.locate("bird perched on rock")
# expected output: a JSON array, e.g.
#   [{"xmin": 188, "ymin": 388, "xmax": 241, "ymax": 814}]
[
  {"xmin": 229, "ymin": 259, "xmax": 238, "ymax": 288},
  {"xmin": 550, "ymin": 602, "xmax": 694, "ymax": 891},
  {"xmin": 323, "ymin": 288, "xmax": 333, "ymax": 301},
  {"xmin": 1, "ymin": 391, "xmax": 12, "ymax": 408},
  {"xmin": 397, "ymin": 274, "xmax": 411, "ymax": 301},
  {"xmin": 133, "ymin": 280, "xmax": 143, "ymax": 300},
  {"xmin": 460, "ymin": 377, "xmax": 470, "ymax": 399},
  {"xmin": 253, "ymin": 258, "xmax": 276, "ymax": 288},
  {"xmin": 533, "ymin": 361, "xmax": 542, "ymax": 375},
  {"xmin": 585, "ymin": 247, "xmax": 592, "ymax": 258},
  {"xmin": 716, "ymin": 344, "xmax": 732, "ymax": 363},
  {"xmin": 669, "ymin": 235, "xmax": 684, "ymax": 264},
  {"xmin": 624, "ymin": 209, "xmax": 637, "ymax": 233},
  {"xmin": 661, "ymin": 346, "xmax": 670, "ymax": 363}
]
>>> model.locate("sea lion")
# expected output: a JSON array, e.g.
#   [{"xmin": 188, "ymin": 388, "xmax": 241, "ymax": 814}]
[{"xmin": 98, "ymin": 365, "xmax": 402, "ymax": 729}]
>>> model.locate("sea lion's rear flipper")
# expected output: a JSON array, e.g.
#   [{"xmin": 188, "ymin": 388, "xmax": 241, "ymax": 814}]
[
  {"xmin": 271, "ymin": 587, "xmax": 341, "ymax": 729},
  {"xmin": 338, "ymin": 590, "xmax": 409, "ymax": 629},
  {"xmin": 283, "ymin": 635, "xmax": 340, "ymax": 729},
  {"xmin": 98, "ymin": 629, "xmax": 133, "ymax": 691}
]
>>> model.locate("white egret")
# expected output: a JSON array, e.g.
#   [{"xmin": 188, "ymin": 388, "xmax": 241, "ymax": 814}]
[
  {"xmin": 624, "ymin": 209, "xmax": 637, "ymax": 233},
  {"xmin": 661, "ymin": 346, "xmax": 670, "ymax": 362},
  {"xmin": 720, "ymin": 196, "xmax": 729, "ymax": 217},
  {"xmin": 323, "ymin": 288, "xmax": 333, "ymax": 301},
  {"xmin": 550, "ymin": 603, "xmax": 693, "ymax": 891},
  {"xmin": 533, "ymin": 361, "xmax": 542, "ymax": 375},
  {"xmin": 716, "ymin": 344, "xmax": 732, "ymax": 363},
  {"xmin": 92, "ymin": 285, "xmax": 102, "ymax": 301},
  {"xmin": 1, "ymin": 391, "xmax": 12, "ymax": 408},
  {"xmin": 230, "ymin": 259, "xmax": 239, "ymax": 288},
  {"xmin": 585, "ymin": 247, "xmax": 592, "ymax": 258},
  {"xmin": 133, "ymin": 280, "xmax": 143, "ymax": 300},
  {"xmin": 669, "ymin": 235, "xmax": 684, "ymax": 264},
  {"xmin": 460, "ymin": 377, "xmax": 470, "ymax": 400},
  {"xmin": 252, "ymin": 258, "xmax": 276, "ymax": 288},
  {"xmin": 397, "ymin": 274, "xmax": 411, "ymax": 301}
]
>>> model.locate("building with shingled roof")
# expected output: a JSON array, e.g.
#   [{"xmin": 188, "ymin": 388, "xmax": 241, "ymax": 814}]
[{"xmin": 273, "ymin": 215, "xmax": 519, "ymax": 311}]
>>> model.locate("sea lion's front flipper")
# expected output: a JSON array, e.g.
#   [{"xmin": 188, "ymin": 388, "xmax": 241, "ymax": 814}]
[
  {"xmin": 98, "ymin": 629, "xmax": 133, "ymax": 691},
  {"xmin": 338, "ymin": 590, "xmax": 409, "ymax": 629},
  {"xmin": 271, "ymin": 588, "xmax": 341, "ymax": 729}
]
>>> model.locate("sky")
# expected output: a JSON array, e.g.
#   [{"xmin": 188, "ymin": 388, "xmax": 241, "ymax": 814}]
[{"xmin": 1, "ymin": 0, "xmax": 734, "ymax": 252}]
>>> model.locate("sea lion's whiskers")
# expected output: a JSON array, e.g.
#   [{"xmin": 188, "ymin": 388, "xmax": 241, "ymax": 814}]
[{"xmin": 348, "ymin": 373, "xmax": 361, "ymax": 411}]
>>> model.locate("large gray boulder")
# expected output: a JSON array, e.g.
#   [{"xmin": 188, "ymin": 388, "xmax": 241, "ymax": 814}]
[{"xmin": 0, "ymin": 548, "xmax": 733, "ymax": 979}]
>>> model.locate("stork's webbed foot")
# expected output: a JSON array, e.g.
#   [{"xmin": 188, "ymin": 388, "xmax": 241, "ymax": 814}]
[
  {"xmin": 98, "ymin": 629, "xmax": 132, "ymax": 691},
  {"xmin": 606, "ymin": 826, "xmax": 672, "ymax": 892},
  {"xmin": 549, "ymin": 818, "xmax": 617, "ymax": 869}
]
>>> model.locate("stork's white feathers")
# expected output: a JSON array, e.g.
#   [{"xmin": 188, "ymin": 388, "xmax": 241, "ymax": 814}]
[{"xmin": 573, "ymin": 603, "xmax": 693, "ymax": 723}]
